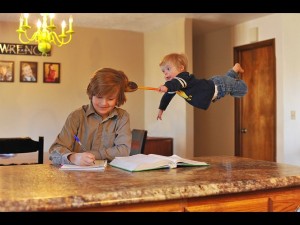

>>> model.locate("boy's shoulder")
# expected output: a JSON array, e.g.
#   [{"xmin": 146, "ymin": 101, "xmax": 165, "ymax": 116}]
[
  {"xmin": 176, "ymin": 72, "xmax": 195, "ymax": 82},
  {"xmin": 114, "ymin": 107, "xmax": 130, "ymax": 118},
  {"xmin": 177, "ymin": 71, "xmax": 191, "ymax": 78}
]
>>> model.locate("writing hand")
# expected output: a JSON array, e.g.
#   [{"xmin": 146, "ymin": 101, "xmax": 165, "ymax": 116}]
[{"xmin": 69, "ymin": 152, "xmax": 96, "ymax": 166}]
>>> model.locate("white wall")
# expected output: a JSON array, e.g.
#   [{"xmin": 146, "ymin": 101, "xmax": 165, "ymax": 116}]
[
  {"xmin": 194, "ymin": 13, "xmax": 300, "ymax": 166},
  {"xmin": 233, "ymin": 13, "xmax": 300, "ymax": 166},
  {"xmin": 280, "ymin": 14, "xmax": 300, "ymax": 165}
]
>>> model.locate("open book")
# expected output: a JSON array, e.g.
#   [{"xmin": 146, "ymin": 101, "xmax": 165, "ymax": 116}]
[
  {"xmin": 59, "ymin": 160, "xmax": 107, "ymax": 171},
  {"xmin": 109, "ymin": 154, "xmax": 209, "ymax": 172}
]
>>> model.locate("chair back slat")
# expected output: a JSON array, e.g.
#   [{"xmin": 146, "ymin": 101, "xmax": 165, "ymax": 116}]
[{"xmin": 130, "ymin": 129, "xmax": 147, "ymax": 156}]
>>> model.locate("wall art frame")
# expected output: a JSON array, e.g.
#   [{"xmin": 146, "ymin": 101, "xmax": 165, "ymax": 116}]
[
  {"xmin": 20, "ymin": 61, "xmax": 38, "ymax": 83},
  {"xmin": 0, "ymin": 60, "xmax": 14, "ymax": 82},
  {"xmin": 43, "ymin": 62, "xmax": 60, "ymax": 83}
]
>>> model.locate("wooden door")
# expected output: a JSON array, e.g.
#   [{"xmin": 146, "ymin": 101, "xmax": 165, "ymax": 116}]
[{"xmin": 234, "ymin": 39, "xmax": 276, "ymax": 161}]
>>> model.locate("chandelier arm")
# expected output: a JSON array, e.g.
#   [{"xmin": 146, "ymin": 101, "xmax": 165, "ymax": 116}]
[
  {"xmin": 50, "ymin": 32, "xmax": 62, "ymax": 45},
  {"xmin": 48, "ymin": 31, "xmax": 58, "ymax": 45},
  {"xmin": 18, "ymin": 33, "xmax": 31, "ymax": 44},
  {"xmin": 59, "ymin": 35, "xmax": 73, "ymax": 46},
  {"xmin": 18, "ymin": 32, "xmax": 39, "ymax": 44},
  {"xmin": 50, "ymin": 32, "xmax": 73, "ymax": 47},
  {"xmin": 24, "ymin": 31, "xmax": 38, "ymax": 42}
]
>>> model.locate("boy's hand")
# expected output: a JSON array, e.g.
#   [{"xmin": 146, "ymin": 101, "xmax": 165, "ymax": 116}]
[
  {"xmin": 69, "ymin": 152, "xmax": 95, "ymax": 166},
  {"xmin": 157, "ymin": 109, "xmax": 164, "ymax": 120},
  {"xmin": 158, "ymin": 85, "xmax": 168, "ymax": 93}
]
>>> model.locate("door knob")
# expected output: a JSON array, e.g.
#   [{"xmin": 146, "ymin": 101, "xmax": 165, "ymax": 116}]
[{"xmin": 241, "ymin": 128, "xmax": 247, "ymax": 133}]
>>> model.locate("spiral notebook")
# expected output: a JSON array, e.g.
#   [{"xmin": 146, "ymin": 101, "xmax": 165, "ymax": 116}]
[{"xmin": 59, "ymin": 160, "xmax": 107, "ymax": 171}]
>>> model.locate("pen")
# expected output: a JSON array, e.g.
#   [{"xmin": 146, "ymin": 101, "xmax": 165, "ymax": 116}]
[{"xmin": 74, "ymin": 135, "xmax": 87, "ymax": 151}]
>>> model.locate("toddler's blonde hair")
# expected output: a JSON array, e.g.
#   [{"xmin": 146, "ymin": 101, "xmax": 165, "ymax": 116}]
[{"xmin": 159, "ymin": 53, "xmax": 188, "ymax": 71}]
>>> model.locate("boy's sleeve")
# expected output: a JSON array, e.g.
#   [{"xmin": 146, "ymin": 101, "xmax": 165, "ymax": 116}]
[
  {"xmin": 164, "ymin": 75, "xmax": 188, "ymax": 92},
  {"xmin": 159, "ymin": 92, "xmax": 176, "ymax": 110}
]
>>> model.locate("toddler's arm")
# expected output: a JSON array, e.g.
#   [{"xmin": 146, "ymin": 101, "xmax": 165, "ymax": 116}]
[{"xmin": 158, "ymin": 85, "xmax": 168, "ymax": 93}]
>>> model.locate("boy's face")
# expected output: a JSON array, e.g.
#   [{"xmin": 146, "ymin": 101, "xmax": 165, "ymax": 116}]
[
  {"xmin": 160, "ymin": 62, "xmax": 183, "ymax": 81},
  {"xmin": 22, "ymin": 65, "xmax": 33, "ymax": 76},
  {"xmin": 0, "ymin": 66, "xmax": 7, "ymax": 75},
  {"xmin": 92, "ymin": 93, "xmax": 118, "ymax": 119}
]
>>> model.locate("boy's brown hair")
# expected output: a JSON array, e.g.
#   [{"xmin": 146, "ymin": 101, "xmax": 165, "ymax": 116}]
[
  {"xmin": 87, "ymin": 68, "xmax": 128, "ymax": 107},
  {"xmin": 159, "ymin": 53, "xmax": 188, "ymax": 71}
]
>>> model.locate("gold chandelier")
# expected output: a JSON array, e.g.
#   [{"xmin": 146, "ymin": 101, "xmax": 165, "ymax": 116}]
[{"xmin": 16, "ymin": 13, "xmax": 74, "ymax": 56}]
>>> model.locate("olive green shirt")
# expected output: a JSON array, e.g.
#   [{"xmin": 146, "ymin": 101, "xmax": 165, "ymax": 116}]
[{"xmin": 49, "ymin": 103, "xmax": 131, "ymax": 165}]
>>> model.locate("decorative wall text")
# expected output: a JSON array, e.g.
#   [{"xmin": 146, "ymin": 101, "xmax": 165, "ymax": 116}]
[{"xmin": 0, "ymin": 42, "xmax": 51, "ymax": 56}]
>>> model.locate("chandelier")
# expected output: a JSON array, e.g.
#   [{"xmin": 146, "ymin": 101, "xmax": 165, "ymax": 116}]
[{"xmin": 16, "ymin": 13, "xmax": 74, "ymax": 56}]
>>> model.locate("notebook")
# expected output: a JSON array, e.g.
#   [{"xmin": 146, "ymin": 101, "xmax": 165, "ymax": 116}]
[{"xmin": 59, "ymin": 160, "xmax": 107, "ymax": 171}]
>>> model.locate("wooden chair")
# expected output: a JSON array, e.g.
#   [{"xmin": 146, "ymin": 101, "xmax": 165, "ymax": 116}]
[
  {"xmin": 0, "ymin": 136, "xmax": 44, "ymax": 165},
  {"xmin": 130, "ymin": 129, "xmax": 147, "ymax": 156}
]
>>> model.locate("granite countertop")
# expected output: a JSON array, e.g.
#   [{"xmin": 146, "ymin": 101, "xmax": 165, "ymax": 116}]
[{"xmin": 1, "ymin": 156, "xmax": 300, "ymax": 211}]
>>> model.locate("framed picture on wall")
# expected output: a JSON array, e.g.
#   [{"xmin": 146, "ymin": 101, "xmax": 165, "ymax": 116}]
[
  {"xmin": 20, "ymin": 61, "xmax": 38, "ymax": 82},
  {"xmin": 0, "ymin": 60, "xmax": 14, "ymax": 82},
  {"xmin": 43, "ymin": 62, "xmax": 60, "ymax": 83}
]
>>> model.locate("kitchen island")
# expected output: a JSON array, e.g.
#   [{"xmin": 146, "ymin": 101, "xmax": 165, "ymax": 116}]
[{"xmin": 0, "ymin": 156, "xmax": 300, "ymax": 212}]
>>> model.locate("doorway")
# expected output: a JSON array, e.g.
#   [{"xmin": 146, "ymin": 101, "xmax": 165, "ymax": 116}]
[{"xmin": 234, "ymin": 39, "xmax": 276, "ymax": 161}]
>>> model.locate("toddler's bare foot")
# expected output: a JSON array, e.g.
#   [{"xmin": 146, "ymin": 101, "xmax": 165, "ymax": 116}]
[{"xmin": 233, "ymin": 63, "xmax": 244, "ymax": 74}]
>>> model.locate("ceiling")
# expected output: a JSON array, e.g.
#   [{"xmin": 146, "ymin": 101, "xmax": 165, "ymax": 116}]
[{"xmin": 0, "ymin": 13, "xmax": 272, "ymax": 33}]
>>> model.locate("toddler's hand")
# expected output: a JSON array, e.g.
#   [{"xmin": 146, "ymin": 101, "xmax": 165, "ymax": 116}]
[
  {"xmin": 158, "ymin": 85, "xmax": 168, "ymax": 93},
  {"xmin": 157, "ymin": 109, "xmax": 164, "ymax": 120}
]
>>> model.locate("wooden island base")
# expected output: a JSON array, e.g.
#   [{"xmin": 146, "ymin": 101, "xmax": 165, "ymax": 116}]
[{"xmin": 63, "ymin": 186, "xmax": 300, "ymax": 212}]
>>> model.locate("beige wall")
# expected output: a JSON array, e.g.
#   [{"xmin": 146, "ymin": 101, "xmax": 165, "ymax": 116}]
[
  {"xmin": 0, "ymin": 16, "xmax": 193, "ymax": 160},
  {"xmin": 0, "ymin": 20, "xmax": 144, "ymax": 153},
  {"xmin": 193, "ymin": 27, "xmax": 234, "ymax": 156},
  {"xmin": 144, "ymin": 18, "xmax": 194, "ymax": 157}
]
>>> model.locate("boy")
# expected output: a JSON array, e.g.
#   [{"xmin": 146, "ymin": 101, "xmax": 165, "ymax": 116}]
[
  {"xmin": 157, "ymin": 53, "xmax": 248, "ymax": 120},
  {"xmin": 49, "ymin": 68, "xmax": 132, "ymax": 166}
]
